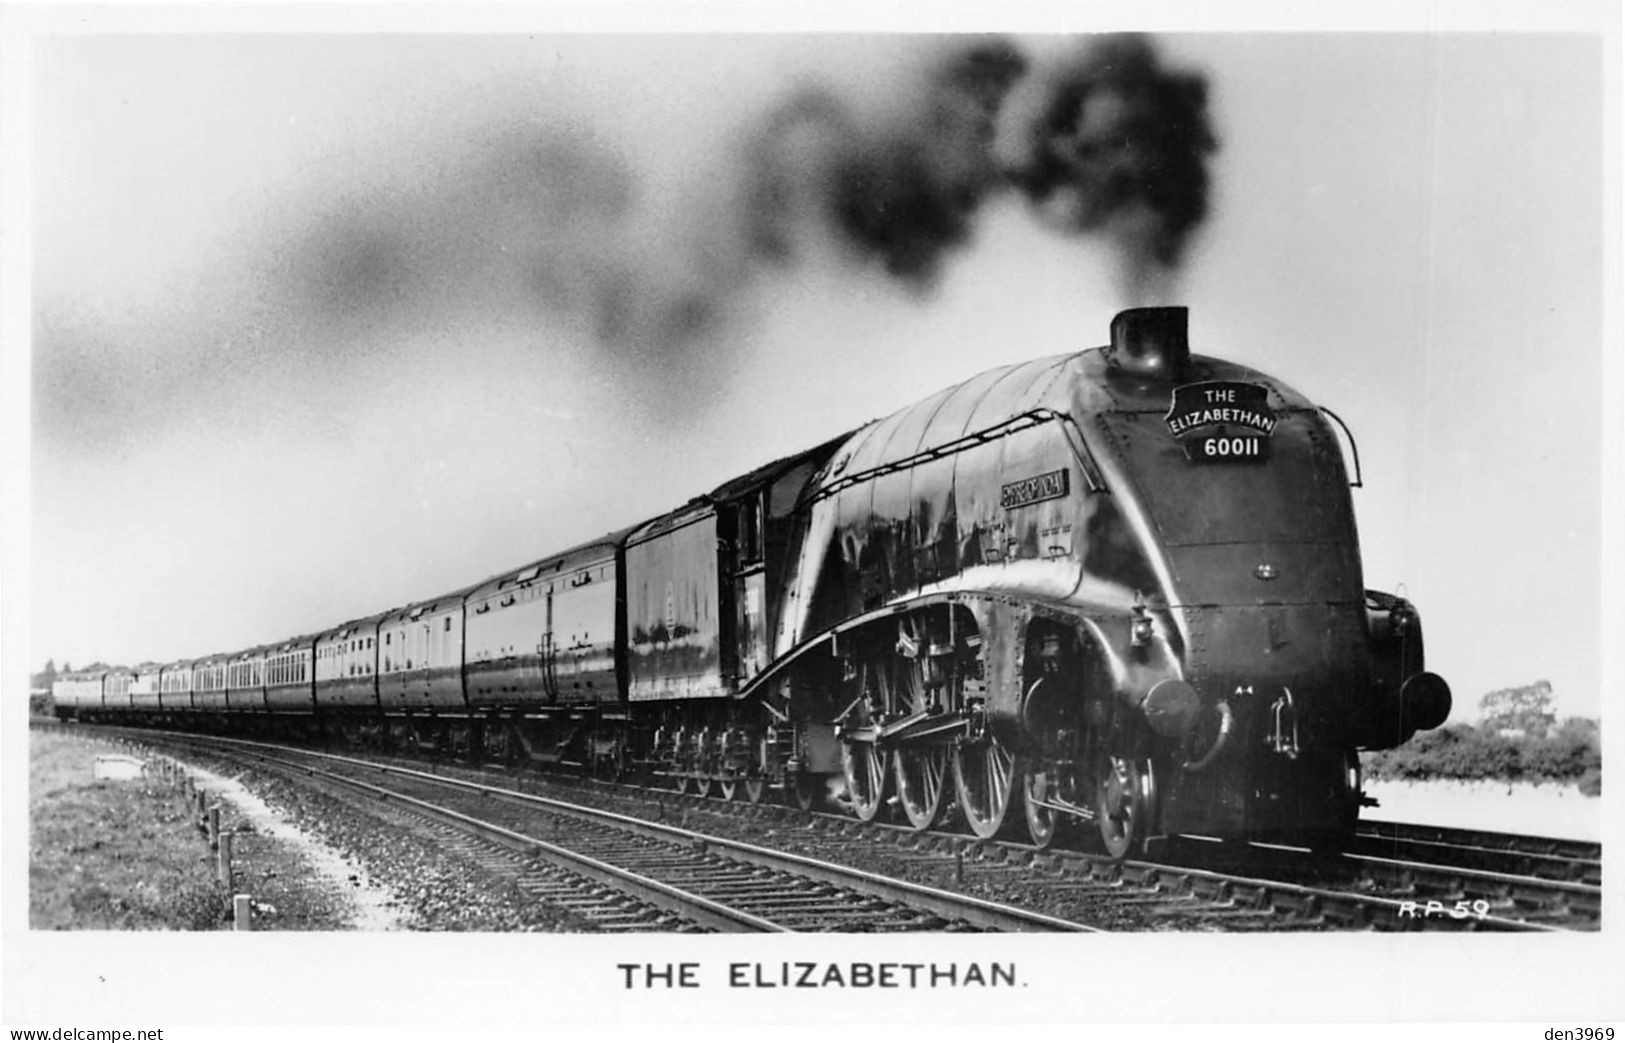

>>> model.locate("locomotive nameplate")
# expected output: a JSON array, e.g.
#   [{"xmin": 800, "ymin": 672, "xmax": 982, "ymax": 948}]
[
  {"xmin": 1165, "ymin": 381, "xmax": 1276, "ymax": 462},
  {"xmin": 1000, "ymin": 468, "xmax": 1070, "ymax": 510}
]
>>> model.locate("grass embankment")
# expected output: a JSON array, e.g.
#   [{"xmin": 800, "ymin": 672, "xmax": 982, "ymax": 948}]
[
  {"xmin": 30, "ymin": 731, "xmax": 226, "ymax": 929},
  {"xmin": 31, "ymin": 730, "xmax": 363, "ymax": 930}
]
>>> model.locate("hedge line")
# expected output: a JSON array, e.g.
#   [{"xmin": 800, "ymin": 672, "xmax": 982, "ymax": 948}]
[{"xmin": 1362, "ymin": 720, "xmax": 1601, "ymax": 796}]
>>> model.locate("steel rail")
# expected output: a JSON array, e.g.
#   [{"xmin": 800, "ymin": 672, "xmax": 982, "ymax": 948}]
[
  {"xmin": 281, "ymin": 745, "xmax": 1100, "ymax": 933},
  {"xmin": 126, "ymin": 729, "xmax": 1100, "ymax": 933},
  {"xmin": 56, "ymin": 724, "xmax": 1595, "ymax": 932},
  {"xmin": 1086, "ymin": 855, "xmax": 1566, "ymax": 932},
  {"xmin": 1356, "ymin": 818, "xmax": 1601, "ymax": 864},
  {"xmin": 1338, "ymin": 849, "xmax": 1603, "ymax": 901},
  {"xmin": 207, "ymin": 742, "xmax": 789, "ymax": 933}
]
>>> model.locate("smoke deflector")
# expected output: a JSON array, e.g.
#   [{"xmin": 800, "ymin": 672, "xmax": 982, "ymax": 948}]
[{"xmin": 1108, "ymin": 306, "xmax": 1190, "ymax": 379}]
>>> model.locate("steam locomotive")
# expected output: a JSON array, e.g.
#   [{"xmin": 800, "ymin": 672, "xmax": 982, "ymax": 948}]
[{"xmin": 54, "ymin": 307, "xmax": 1451, "ymax": 857}]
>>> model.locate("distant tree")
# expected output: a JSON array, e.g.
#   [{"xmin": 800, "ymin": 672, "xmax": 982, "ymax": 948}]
[
  {"xmin": 1478, "ymin": 680, "xmax": 1556, "ymax": 738},
  {"xmin": 1363, "ymin": 710, "xmax": 1600, "ymax": 790},
  {"xmin": 1553, "ymin": 716, "xmax": 1601, "ymax": 747}
]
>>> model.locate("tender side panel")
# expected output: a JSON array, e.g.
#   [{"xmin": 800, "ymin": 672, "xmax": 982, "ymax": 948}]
[{"xmin": 627, "ymin": 511, "xmax": 727, "ymax": 702}]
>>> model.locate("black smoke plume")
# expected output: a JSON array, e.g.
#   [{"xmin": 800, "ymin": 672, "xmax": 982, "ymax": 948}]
[
  {"xmin": 745, "ymin": 39, "xmax": 1028, "ymax": 285},
  {"xmin": 38, "ymin": 36, "xmax": 1218, "ymax": 453},
  {"xmin": 744, "ymin": 34, "xmax": 1217, "ymax": 297},
  {"xmin": 1015, "ymin": 35, "xmax": 1216, "ymax": 275},
  {"xmin": 288, "ymin": 34, "xmax": 1214, "ymax": 362}
]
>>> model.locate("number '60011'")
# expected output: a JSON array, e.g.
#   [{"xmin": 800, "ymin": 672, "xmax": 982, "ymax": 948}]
[{"xmin": 1202, "ymin": 436, "xmax": 1263, "ymax": 459}]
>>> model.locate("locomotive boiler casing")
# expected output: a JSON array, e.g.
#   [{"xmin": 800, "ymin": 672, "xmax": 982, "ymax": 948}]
[{"xmin": 776, "ymin": 306, "xmax": 1449, "ymax": 842}]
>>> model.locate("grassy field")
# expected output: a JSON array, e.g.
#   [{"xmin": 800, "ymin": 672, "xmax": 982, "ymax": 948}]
[{"xmin": 30, "ymin": 730, "xmax": 229, "ymax": 929}]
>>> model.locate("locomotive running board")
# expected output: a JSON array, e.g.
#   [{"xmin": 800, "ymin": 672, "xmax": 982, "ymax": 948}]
[{"xmin": 737, "ymin": 592, "xmax": 1003, "ymax": 704}]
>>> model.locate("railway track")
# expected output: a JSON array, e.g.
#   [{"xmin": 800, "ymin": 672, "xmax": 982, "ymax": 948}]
[
  {"xmin": 530, "ymin": 766, "xmax": 1604, "ymax": 931},
  {"xmin": 1168, "ymin": 835, "xmax": 1599, "ymax": 931},
  {"xmin": 51, "ymin": 723, "xmax": 1601, "ymax": 933},
  {"xmin": 115, "ymin": 729, "xmax": 1099, "ymax": 933},
  {"xmin": 565, "ymin": 772, "xmax": 1603, "ymax": 932},
  {"xmin": 1351, "ymin": 818, "xmax": 1602, "ymax": 885}
]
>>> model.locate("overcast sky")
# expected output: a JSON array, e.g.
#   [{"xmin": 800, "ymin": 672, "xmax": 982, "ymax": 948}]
[{"xmin": 11, "ymin": 19, "xmax": 1617, "ymax": 732}]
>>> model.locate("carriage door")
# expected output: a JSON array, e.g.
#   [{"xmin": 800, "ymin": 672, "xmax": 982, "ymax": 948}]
[
  {"xmin": 541, "ymin": 586, "xmax": 559, "ymax": 703},
  {"xmin": 733, "ymin": 493, "xmax": 769, "ymax": 685}
]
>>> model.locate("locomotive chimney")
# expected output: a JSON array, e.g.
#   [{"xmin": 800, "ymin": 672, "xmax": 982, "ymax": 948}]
[{"xmin": 1107, "ymin": 306, "xmax": 1190, "ymax": 379}]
